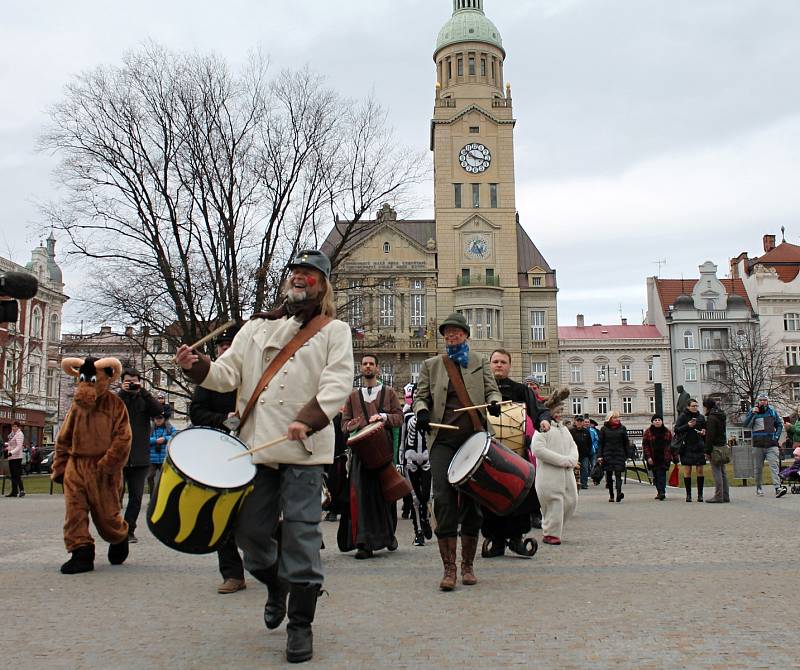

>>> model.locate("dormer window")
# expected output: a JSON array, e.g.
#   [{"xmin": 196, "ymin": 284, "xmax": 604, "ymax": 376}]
[{"xmin": 383, "ymin": 242, "xmax": 391, "ymax": 254}]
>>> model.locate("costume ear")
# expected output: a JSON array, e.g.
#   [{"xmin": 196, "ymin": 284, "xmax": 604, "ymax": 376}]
[
  {"xmin": 94, "ymin": 357, "xmax": 122, "ymax": 383},
  {"xmin": 61, "ymin": 358, "xmax": 84, "ymax": 377}
]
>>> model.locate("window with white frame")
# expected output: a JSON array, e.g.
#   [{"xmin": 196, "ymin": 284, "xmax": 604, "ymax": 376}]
[
  {"xmin": 379, "ymin": 294, "xmax": 394, "ymax": 327},
  {"xmin": 684, "ymin": 362, "xmax": 697, "ymax": 382},
  {"xmin": 475, "ymin": 309, "xmax": 483, "ymax": 339},
  {"xmin": 411, "ymin": 279, "xmax": 424, "ymax": 290},
  {"xmin": 647, "ymin": 362, "xmax": 654, "ymax": 382},
  {"xmin": 621, "ymin": 363, "xmax": 632, "ymax": 382},
  {"xmin": 530, "ymin": 310, "xmax": 546, "ymax": 341},
  {"xmin": 3, "ymin": 359, "xmax": 13, "ymax": 392},
  {"xmin": 792, "ymin": 382, "xmax": 800, "ymax": 402},
  {"xmin": 649, "ymin": 396, "xmax": 656, "ymax": 413},
  {"xmin": 348, "ymin": 295, "xmax": 364, "ymax": 327},
  {"xmin": 571, "ymin": 396, "xmax": 583, "ymax": 416},
  {"xmin": 31, "ymin": 307, "xmax": 42, "ymax": 338},
  {"xmin": 683, "ymin": 330, "xmax": 695, "ymax": 349},
  {"xmin": 530, "ymin": 362, "xmax": 548, "ymax": 384},
  {"xmin": 787, "ymin": 346, "xmax": 800, "ymax": 367},
  {"xmin": 410, "ymin": 361, "xmax": 422, "ymax": 384},
  {"xmin": 596, "ymin": 365, "xmax": 608, "ymax": 383},
  {"xmin": 597, "ymin": 397, "xmax": 608, "ymax": 414},
  {"xmin": 622, "ymin": 397, "xmax": 633, "ymax": 414},
  {"xmin": 49, "ymin": 314, "xmax": 59, "ymax": 341},
  {"xmin": 410, "ymin": 293, "xmax": 425, "ymax": 327},
  {"xmin": 381, "ymin": 361, "xmax": 394, "ymax": 387},
  {"xmin": 383, "ymin": 242, "xmax": 390, "ymax": 254},
  {"xmin": 46, "ymin": 368, "xmax": 57, "ymax": 397},
  {"xmin": 785, "ymin": 313, "xmax": 800, "ymax": 331},
  {"xmin": 570, "ymin": 364, "xmax": 582, "ymax": 384}
]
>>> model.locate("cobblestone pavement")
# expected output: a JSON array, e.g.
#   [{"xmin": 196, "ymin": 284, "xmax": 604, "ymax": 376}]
[{"xmin": 2, "ymin": 480, "xmax": 797, "ymax": 669}]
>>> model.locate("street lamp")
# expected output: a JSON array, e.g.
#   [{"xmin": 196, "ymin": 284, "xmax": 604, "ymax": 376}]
[{"xmin": 652, "ymin": 355, "xmax": 664, "ymax": 417}]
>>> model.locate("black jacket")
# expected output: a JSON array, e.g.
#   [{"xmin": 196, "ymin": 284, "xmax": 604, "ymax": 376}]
[
  {"xmin": 675, "ymin": 410, "xmax": 707, "ymax": 465},
  {"xmin": 189, "ymin": 386, "xmax": 237, "ymax": 432},
  {"xmin": 569, "ymin": 426, "xmax": 594, "ymax": 459},
  {"xmin": 599, "ymin": 422, "xmax": 629, "ymax": 471},
  {"xmin": 117, "ymin": 389, "xmax": 164, "ymax": 467},
  {"xmin": 704, "ymin": 407, "xmax": 726, "ymax": 454}
]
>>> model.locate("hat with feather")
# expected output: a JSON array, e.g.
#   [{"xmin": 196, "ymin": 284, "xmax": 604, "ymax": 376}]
[{"xmin": 544, "ymin": 386, "xmax": 571, "ymax": 417}]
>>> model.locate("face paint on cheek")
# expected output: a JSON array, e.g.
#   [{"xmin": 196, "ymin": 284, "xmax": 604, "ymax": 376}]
[{"xmin": 306, "ymin": 277, "xmax": 317, "ymax": 287}]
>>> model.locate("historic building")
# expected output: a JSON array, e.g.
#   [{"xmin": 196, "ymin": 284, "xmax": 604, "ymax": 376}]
[
  {"xmin": 731, "ymin": 233, "xmax": 800, "ymax": 411},
  {"xmin": 558, "ymin": 315, "xmax": 673, "ymax": 431},
  {"xmin": 647, "ymin": 262, "xmax": 757, "ymax": 411},
  {"xmin": 325, "ymin": 0, "xmax": 559, "ymax": 390},
  {"xmin": 0, "ymin": 234, "xmax": 68, "ymax": 446}
]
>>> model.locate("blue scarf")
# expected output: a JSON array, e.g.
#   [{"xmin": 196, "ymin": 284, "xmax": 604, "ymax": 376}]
[{"xmin": 446, "ymin": 342, "xmax": 470, "ymax": 368}]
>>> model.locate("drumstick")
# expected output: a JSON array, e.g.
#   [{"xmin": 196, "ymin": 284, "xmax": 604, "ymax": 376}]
[
  {"xmin": 453, "ymin": 400, "xmax": 514, "ymax": 413},
  {"xmin": 173, "ymin": 320, "xmax": 237, "ymax": 361},
  {"xmin": 228, "ymin": 434, "xmax": 289, "ymax": 461},
  {"xmin": 429, "ymin": 423, "xmax": 460, "ymax": 431}
]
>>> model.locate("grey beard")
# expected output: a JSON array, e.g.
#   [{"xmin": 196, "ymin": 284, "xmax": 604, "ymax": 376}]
[{"xmin": 286, "ymin": 289, "xmax": 307, "ymax": 303}]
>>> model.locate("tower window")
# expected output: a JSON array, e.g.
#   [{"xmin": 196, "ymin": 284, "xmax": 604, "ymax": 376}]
[
  {"xmin": 472, "ymin": 183, "xmax": 480, "ymax": 209},
  {"xmin": 457, "ymin": 58, "xmax": 463, "ymax": 77},
  {"xmin": 383, "ymin": 242, "xmax": 390, "ymax": 254},
  {"xmin": 454, "ymin": 183, "xmax": 462, "ymax": 208},
  {"xmin": 461, "ymin": 269, "xmax": 470, "ymax": 285},
  {"xmin": 447, "ymin": 59, "xmax": 452, "ymax": 80},
  {"xmin": 469, "ymin": 126, "xmax": 480, "ymax": 134},
  {"xmin": 490, "ymin": 183, "xmax": 498, "ymax": 208},
  {"xmin": 491, "ymin": 59, "xmax": 496, "ymax": 80},
  {"xmin": 468, "ymin": 55, "xmax": 476, "ymax": 76},
  {"xmin": 481, "ymin": 58, "xmax": 487, "ymax": 77}
]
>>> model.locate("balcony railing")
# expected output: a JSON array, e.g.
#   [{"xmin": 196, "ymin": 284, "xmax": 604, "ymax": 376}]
[
  {"xmin": 492, "ymin": 98, "xmax": 512, "ymax": 108},
  {"xmin": 436, "ymin": 98, "xmax": 456, "ymax": 108},
  {"xmin": 456, "ymin": 274, "xmax": 501, "ymax": 288},
  {"xmin": 530, "ymin": 340, "xmax": 548, "ymax": 350},
  {"xmin": 698, "ymin": 311, "xmax": 727, "ymax": 320}
]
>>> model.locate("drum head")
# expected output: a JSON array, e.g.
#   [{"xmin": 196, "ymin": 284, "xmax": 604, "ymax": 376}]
[
  {"xmin": 348, "ymin": 421, "xmax": 384, "ymax": 445},
  {"xmin": 168, "ymin": 427, "xmax": 255, "ymax": 489},
  {"xmin": 447, "ymin": 432, "xmax": 490, "ymax": 485}
]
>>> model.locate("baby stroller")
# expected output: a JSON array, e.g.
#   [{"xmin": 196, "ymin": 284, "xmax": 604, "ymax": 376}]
[{"xmin": 779, "ymin": 446, "xmax": 800, "ymax": 494}]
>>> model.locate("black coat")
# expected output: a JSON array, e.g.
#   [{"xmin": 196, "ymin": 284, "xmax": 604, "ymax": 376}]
[
  {"xmin": 704, "ymin": 408, "xmax": 726, "ymax": 454},
  {"xmin": 599, "ymin": 422, "xmax": 629, "ymax": 471},
  {"xmin": 569, "ymin": 426, "xmax": 594, "ymax": 459},
  {"xmin": 117, "ymin": 389, "xmax": 164, "ymax": 467},
  {"xmin": 189, "ymin": 386, "xmax": 237, "ymax": 432},
  {"xmin": 674, "ymin": 410, "xmax": 707, "ymax": 465}
]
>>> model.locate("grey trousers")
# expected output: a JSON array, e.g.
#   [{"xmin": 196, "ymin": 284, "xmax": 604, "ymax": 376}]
[
  {"xmin": 753, "ymin": 446, "xmax": 781, "ymax": 490},
  {"xmin": 236, "ymin": 464, "xmax": 324, "ymax": 586},
  {"xmin": 710, "ymin": 462, "xmax": 730, "ymax": 501},
  {"xmin": 430, "ymin": 443, "xmax": 482, "ymax": 538}
]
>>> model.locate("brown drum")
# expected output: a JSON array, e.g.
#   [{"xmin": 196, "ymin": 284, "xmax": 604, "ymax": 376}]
[
  {"xmin": 347, "ymin": 422, "xmax": 393, "ymax": 470},
  {"xmin": 347, "ymin": 421, "xmax": 411, "ymax": 503},
  {"xmin": 487, "ymin": 402, "xmax": 526, "ymax": 455}
]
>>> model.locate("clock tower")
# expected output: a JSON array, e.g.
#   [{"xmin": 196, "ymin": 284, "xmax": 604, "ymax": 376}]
[{"xmin": 431, "ymin": 0, "xmax": 559, "ymax": 383}]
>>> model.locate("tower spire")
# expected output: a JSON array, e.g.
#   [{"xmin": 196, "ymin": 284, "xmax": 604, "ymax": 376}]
[{"xmin": 453, "ymin": 0, "xmax": 484, "ymax": 13}]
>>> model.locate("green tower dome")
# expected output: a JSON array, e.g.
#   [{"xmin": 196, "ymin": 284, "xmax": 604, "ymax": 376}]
[{"xmin": 436, "ymin": 0, "xmax": 504, "ymax": 56}]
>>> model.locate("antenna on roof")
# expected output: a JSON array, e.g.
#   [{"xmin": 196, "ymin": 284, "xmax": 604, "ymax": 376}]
[
  {"xmin": 680, "ymin": 274, "xmax": 685, "ymax": 294},
  {"xmin": 781, "ymin": 225, "xmax": 786, "ymax": 243},
  {"xmin": 653, "ymin": 258, "xmax": 667, "ymax": 278}
]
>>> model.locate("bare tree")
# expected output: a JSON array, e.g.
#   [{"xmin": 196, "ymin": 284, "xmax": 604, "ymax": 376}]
[
  {"xmin": 40, "ymin": 43, "xmax": 425, "ymax": 399},
  {"xmin": 0, "ymin": 324, "xmax": 39, "ymax": 418},
  {"xmin": 713, "ymin": 325, "xmax": 795, "ymax": 418}
]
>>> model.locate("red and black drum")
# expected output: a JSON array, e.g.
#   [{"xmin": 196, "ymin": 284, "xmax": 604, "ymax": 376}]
[
  {"xmin": 347, "ymin": 422, "xmax": 393, "ymax": 471},
  {"xmin": 447, "ymin": 432, "xmax": 535, "ymax": 516}
]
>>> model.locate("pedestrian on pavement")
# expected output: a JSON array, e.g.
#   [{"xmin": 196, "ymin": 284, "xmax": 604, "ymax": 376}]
[
  {"xmin": 703, "ymin": 398, "xmax": 730, "ymax": 503},
  {"xmin": 569, "ymin": 415, "xmax": 593, "ymax": 490},
  {"xmin": 598, "ymin": 410, "xmax": 630, "ymax": 502},
  {"xmin": 531, "ymin": 388, "xmax": 578, "ymax": 545},
  {"xmin": 642, "ymin": 414, "xmax": 675, "ymax": 500},
  {"xmin": 4, "ymin": 421, "xmax": 26, "ymax": 497},
  {"xmin": 745, "ymin": 393, "xmax": 786, "ymax": 498},
  {"xmin": 188, "ymin": 323, "xmax": 249, "ymax": 595},
  {"xmin": 674, "ymin": 399, "xmax": 708, "ymax": 502},
  {"xmin": 340, "ymin": 354, "xmax": 403, "ymax": 559},
  {"xmin": 176, "ymin": 248, "xmax": 353, "ymax": 664},
  {"xmin": 413, "ymin": 312, "xmax": 502, "ymax": 591},
  {"xmin": 117, "ymin": 368, "xmax": 164, "ymax": 542},
  {"xmin": 400, "ymin": 385, "xmax": 433, "ymax": 547},
  {"xmin": 147, "ymin": 413, "xmax": 176, "ymax": 495}
]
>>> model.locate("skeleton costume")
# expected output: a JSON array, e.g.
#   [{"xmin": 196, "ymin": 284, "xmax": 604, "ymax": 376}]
[{"xmin": 401, "ymin": 397, "xmax": 432, "ymax": 547}]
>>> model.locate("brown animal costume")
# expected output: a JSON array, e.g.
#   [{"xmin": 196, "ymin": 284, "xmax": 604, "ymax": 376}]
[{"xmin": 53, "ymin": 356, "xmax": 132, "ymax": 574}]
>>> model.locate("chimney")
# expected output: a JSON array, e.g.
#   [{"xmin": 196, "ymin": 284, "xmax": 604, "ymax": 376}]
[
  {"xmin": 763, "ymin": 234, "xmax": 776, "ymax": 253},
  {"xmin": 621, "ymin": 318, "xmax": 628, "ymax": 325},
  {"xmin": 576, "ymin": 314, "xmax": 585, "ymax": 328},
  {"xmin": 100, "ymin": 325, "xmax": 112, "ymax": 335},
  {"xmin": 124, "ymin": 326, "xmax": 134, "ymax": 337}
]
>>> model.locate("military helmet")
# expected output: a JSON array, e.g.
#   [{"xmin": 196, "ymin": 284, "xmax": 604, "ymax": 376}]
[{"xmin": 288, "ymin": 249, "xmax": 331, "ymax": 279}]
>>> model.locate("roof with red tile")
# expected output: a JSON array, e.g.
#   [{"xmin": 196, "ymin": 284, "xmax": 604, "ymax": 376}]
[
  {"xmin": 559, "ymin": 324, "xmax": 664, "ymax": 340},
  {"xmin": 744, "ymin": 242, "xmax": 800, "ymax": 282},
  {"xmin": 653, "ymin": 278, "xmax": 752, "ymax": 316}
]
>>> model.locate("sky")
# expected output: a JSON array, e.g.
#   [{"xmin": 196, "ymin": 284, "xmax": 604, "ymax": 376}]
[{"xmin": 2, "ymin": 0, "xmax": 799, "ymax": 329}]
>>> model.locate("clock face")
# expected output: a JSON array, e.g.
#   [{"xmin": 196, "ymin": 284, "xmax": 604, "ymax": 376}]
[
  {"xmin": 459, "ymin": 143, "xmax": 491, "ymax": 173},
  {"xmin": 464, "ymin": 235, "xmax": 490, "ymax": 260}
]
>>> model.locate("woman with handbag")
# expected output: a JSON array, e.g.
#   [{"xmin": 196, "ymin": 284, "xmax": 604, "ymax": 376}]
[
  {"xmin": 674, "ymin": 399, "xmax": 707, "ymax": 502},
  {"xmin": 598, "ymin": 411, "xmax": 630, "ymax": 503},
  {"xmin": 642, "ymin": 414, "xmax": 676, "ymax": 500},
  {"xmin": 703, "ymin": 398, "xmax": 730, "ymax": 503}
]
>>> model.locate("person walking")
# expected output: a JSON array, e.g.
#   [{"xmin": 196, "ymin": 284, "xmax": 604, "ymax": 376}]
[
  {"xmin": 4, "ymin": 421, "xmax": 26, "ymax": 497},
  {"xmin": 176, "ymin": 248, "xmax": 353, "ymax": 663},
  {"xmin": 598, "ymin": 411, "xmax": 630, "ymax": 502},
  {"xmin": 569, "ymin": 416, "xmax": 593, "ymax": 490},
  {"xmin": 674, "ymin": 398, "xmax": 707, "ymax": 502},
  {"xmin": 703, "ymin": 398, "xmax": 730, "ymax": 503},
  {"xmin": 745, "ymin": 393, "xmax": 786, "ymax": 498},
  {"xmin": 642, "ymin": 414, "xmax": 674, "ymax": 500},
  {"xmin": 147, "ymin": 413, "xmax": 176, "ymax": 495}
]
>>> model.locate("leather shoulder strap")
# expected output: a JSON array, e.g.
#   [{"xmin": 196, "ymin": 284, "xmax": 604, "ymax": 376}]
[
  {"xmin": 239, "ymin": 315, "xmax": 332, "ymax": 430},
  {"xmin": 441, "ymin": 355, "xmax": 483, "ymax": 433}
]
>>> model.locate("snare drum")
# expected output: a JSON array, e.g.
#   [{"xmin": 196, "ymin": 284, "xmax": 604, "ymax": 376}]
[
  {"xmin": 447, "ymin": 432, "xmax": 535, "ymax": 516},
  {"xmin": 347, "ymin": 421, "xmax": 393, "ymax": 470},
  {"xmin": 147, "ymin": 427, "xmax": 255, "ymax": 554},
  {"xmin": 487, "ymin": 402, "xmax": 527, "ymax": 455}
]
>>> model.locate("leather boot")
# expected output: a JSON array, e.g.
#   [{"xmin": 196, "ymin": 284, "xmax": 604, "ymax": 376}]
[
  {"xmin": 107, "ymin": 536, "xmax": 129, "ymax": 565},
  {"xmin": 252, "ymin": 564, "xmax": 289, "ymax": 630},
  {"xmin": 61, "ymin": 544, "xmax": 95, "ymax": 574},
  {"xmin": 460, "ymin": 535, "xmax": 478, "ymax": 585},
  {"xmin": 286, "ymin": 583, "xmax": 320, "ymax": 663},
  {"xmin": 684, "ymin": 477, "xmax": 692, "ymax": 502},
  {"xmin": 696, "ymin": 476, "xmax": 704, "ymax": 502},
  {"xmin": 437, "ymin": 537, "xmax": 457, "ymax": 591}
]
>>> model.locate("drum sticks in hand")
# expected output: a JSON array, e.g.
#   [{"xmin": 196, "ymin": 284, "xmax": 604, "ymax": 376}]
[
  {"xmin": 228, "ymin": 434, "xmax": 289, "ymax": 461},
  {"xmin": 173, "ymin": 320, "xmax": 237, "ymax": 362},
  {"xmin": 453, "ymin": 400, "xmax": 513, "ymax": 413}
]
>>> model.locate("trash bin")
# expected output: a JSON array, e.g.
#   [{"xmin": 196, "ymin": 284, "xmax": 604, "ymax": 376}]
[{"xmin": 731, "ymin": 445, "xmax": 755, "ymax": 479}]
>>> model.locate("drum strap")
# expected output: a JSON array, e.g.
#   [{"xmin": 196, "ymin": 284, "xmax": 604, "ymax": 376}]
[
  {"xmin": 238, "ymin": 315, "xmax": 332, "ymax": 431},
  {"xmin": 441, "ymin": 355, "xmax": 483, "ymax": 433}
]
